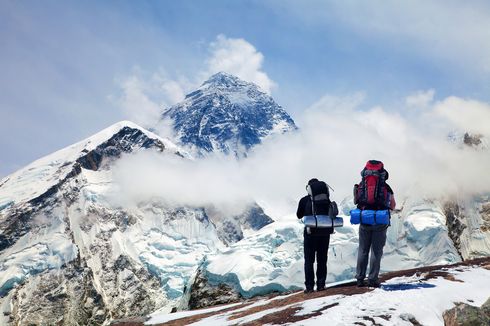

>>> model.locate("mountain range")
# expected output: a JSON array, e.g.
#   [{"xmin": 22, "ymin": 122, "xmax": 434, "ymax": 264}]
[{"xmin": 0, "ymin": 73, "xmax": 489, "ymax": 325}]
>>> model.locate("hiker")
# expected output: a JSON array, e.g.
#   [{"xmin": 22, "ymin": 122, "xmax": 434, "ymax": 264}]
[
  {"xmin": 352, "ymin": 160, "xmax": 396, "ymax": 288},
  {"xmin": 296, "ymin": 178, "xmax": 335, "ymax": 293}
]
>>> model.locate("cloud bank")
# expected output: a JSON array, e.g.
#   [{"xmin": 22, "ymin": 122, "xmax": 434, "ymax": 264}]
[{"xmin": 111, "ymin": 92, "xmax": 490, "ymax": 218}]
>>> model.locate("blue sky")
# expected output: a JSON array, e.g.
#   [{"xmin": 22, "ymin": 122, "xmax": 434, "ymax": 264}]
[{"xmin": 1, "ymin": 0, "xmax": 490, "ymax": 177}]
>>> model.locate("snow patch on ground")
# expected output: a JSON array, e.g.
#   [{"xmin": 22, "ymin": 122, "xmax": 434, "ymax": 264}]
[{"xmin": 147, "ymin": 265, "xmax": 490, "ymax": 326}]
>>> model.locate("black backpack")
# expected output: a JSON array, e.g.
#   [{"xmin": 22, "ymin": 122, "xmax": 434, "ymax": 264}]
[{"xmin": 306, "ymin": 180, "xmax": 337, "ymax": 217}]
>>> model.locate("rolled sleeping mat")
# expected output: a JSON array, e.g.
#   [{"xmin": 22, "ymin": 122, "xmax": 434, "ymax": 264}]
[
  {"xmin": 303, "ymin": 215, "xmax": 344, "ymax": 228},
  {"xmin": 350, "ymin": 209, "xmax": 390, "ymax": 225}
]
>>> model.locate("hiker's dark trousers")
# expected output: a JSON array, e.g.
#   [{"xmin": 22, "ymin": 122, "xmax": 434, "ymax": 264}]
[
  {"xmin": 304, "ymin": 233, "xmax": 330, "ymax": 289},
  {"xmin": 356, "ymin": 224, "xmax": 387, "ymax": 282}
]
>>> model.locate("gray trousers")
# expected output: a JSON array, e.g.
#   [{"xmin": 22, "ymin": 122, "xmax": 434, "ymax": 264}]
[{"xmin": 355, "ymin": 224, "xmax": 387, "ymax": 282}]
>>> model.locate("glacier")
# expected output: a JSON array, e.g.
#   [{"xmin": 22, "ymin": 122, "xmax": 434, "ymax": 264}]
[{"xmin": 198, "ymin": 197, "xmax": 461, "ymax": 302}]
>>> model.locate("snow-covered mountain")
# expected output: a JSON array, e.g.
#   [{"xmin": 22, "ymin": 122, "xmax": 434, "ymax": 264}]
[
  {"xmin": 0, "ymin": 122, "xmax": 194, "ymax": 324},
  {"xmin": 0, "ymin": 121, "xmax": 275, "ymax": 325},
  {"xmin": 160, "ymin": 72, "xmax": 297, "ymax": 156}
]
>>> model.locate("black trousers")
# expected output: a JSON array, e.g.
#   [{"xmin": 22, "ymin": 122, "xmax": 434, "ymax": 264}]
[{"xmin": 304, "ymin": 232, "xmax": 330, "ymax": 289}]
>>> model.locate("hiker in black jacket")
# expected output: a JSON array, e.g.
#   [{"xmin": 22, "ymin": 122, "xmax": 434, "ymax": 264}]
[{"xmin": 296, "ymin": 178, "xmax": 333, "ymax": 293}]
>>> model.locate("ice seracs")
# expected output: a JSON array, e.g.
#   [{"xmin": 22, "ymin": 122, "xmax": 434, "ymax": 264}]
[{"xmin": 0, "ymin": 121, "xmax": 216, "ymax": 325}]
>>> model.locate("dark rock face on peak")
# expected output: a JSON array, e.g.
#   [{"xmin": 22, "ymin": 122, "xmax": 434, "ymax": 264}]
[
  {"xmin": 0, "ymin": 124, "xmax": 175, "ymax": 254},
  {"xmin": 161, "ymin": 72, "xmax": 297, "ymax": 156},
  {"xmin": 463, "ymin": 132, "xmax": 483, "ymax": 147},
  {"xmin": 448, "ymin": 131, "xmax": 488, "ymax": 150},
  {"xmin": 76, "ymin": 126, "xmax": 169, "ymax": 171}
]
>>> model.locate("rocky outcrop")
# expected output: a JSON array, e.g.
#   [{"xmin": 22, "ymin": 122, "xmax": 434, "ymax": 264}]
[
  {"xmin": 76, "ymin": 126, "xmax": 172, "ymax": 171},
  {"xmin": 188, "ymin": 269, "xmax": 242, "ymax": 310},
  {"xmin": 0, "ymin": 123, "xmax": 195, "ymax": 325},
  {"xmin": 444, "ymin": 202, "xmax": 466, "ymax": 257},
  {"xmin": 480, "ymin": 203, "xmax": 490, "ymax": 233},
  {"xmin": 443, "ymin": 297, "xmax": 490, "ymax": 326},
  {"xmin": 8, "ymin": 257, "xmax": 108, "ymax": 325},
  {"xmin": 463, "ymin": 132, "xmax": 483, "ymax": 148}
]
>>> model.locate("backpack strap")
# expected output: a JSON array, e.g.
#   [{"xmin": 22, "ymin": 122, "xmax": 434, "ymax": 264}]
[
  {"xmin": 309, "ymin": 195, "xmax": 319, "ymax": 228},
  {"xmin": 310, "ymin": 195, "xmax": 316, "ymax": 217}
]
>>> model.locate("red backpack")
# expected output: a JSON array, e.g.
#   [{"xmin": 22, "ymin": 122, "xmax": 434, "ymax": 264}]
[{"xmin": 354, "ymin": 160, "xmax": 390, "ymax": 209}]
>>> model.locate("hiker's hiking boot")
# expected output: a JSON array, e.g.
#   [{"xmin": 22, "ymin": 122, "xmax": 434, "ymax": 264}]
[
  {"xmin": 368, "ymin": 279, "xmax": 381, "ymax": 288},
  {"xmin": 356, "ymin": 279, "xmax": 366, "ymax": 287},
  {"xmin": 316, "ymin": 286, "xmax": 326, "ymax": 292},
  {"xmin": 304, "ymin": 288, "xmax": 314, "ymax": 294}
]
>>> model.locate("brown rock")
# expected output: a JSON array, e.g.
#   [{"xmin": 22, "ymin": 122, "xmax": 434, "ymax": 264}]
[{"xmin": 443, "ymin": 299, "xmax": 490, "ymax": 326}]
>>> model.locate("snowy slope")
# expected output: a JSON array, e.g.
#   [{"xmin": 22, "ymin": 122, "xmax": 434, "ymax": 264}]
[
  {"xmin": 160, "ymin": 72, "xmax": 297, "ymax": 156},
  {"xmin": 0, "ymin": 121, "xmax": 184, "ymax": 210},
  {"xmin": 0, "ymin": 121, "xmax": 227, "ymax": 325},
  {"xmin": 130, "ymin": 258, "xmax": 490, "ymax": 326}
]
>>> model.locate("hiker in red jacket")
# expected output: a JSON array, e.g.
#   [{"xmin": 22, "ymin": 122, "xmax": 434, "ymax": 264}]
[{"xmin": 353, "ymin": 160, "xmax": 396, "ymax": 288}]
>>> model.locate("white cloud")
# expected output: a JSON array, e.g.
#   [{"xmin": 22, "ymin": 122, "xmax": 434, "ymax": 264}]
[
  {"xmin": 115, "ymin": 74, "xmax": 161, "ymax": 130},
  {"xmin": 306, "ymin": 92, "xmax": 366, "ymax": 113},
  {"xmin": 434, "ymin": 96, "xmax": 490, "ymax": 137},
  {"xmin": 111, "ymin": 92, "xmax": 490, "ymax": 219},
  {"xmin": 114, "ymin": 68, "xmax": 187, "ymax": 132},
  {"xmin": 204, "ymin": 34, "xmax": 276, "ymax": 94},
  {"xmin": 405, "ymin": 89, "xmax": 435, "ymax": 108},
  {"xmin": 152, "ymin": 72, "xmax": 187, "ymax": 105}
]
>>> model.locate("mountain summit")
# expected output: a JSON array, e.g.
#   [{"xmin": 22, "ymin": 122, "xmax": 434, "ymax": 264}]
[{"xmin": 160, "ymin": 72, "xmax": 297, "ymax": 155}]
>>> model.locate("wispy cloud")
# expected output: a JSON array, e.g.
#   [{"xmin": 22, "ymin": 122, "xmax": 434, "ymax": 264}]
[
  {"xmin": 112, "ymin": 68, "xmax": 189, "ymax": 132},
  {"xmin": 274, "ymin": 0, "xmax": 490, "ymax": 74},
  {"xmin": 405, "ymin": 89, "xmax": 435, "ymax": 109},
  {"xmin": 204, "ymin": 34, "xmax": 276, "ymax": 94},
  {"xmin": 434, "ymin": 96, "xmax": 490, "ymax": 137}
]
